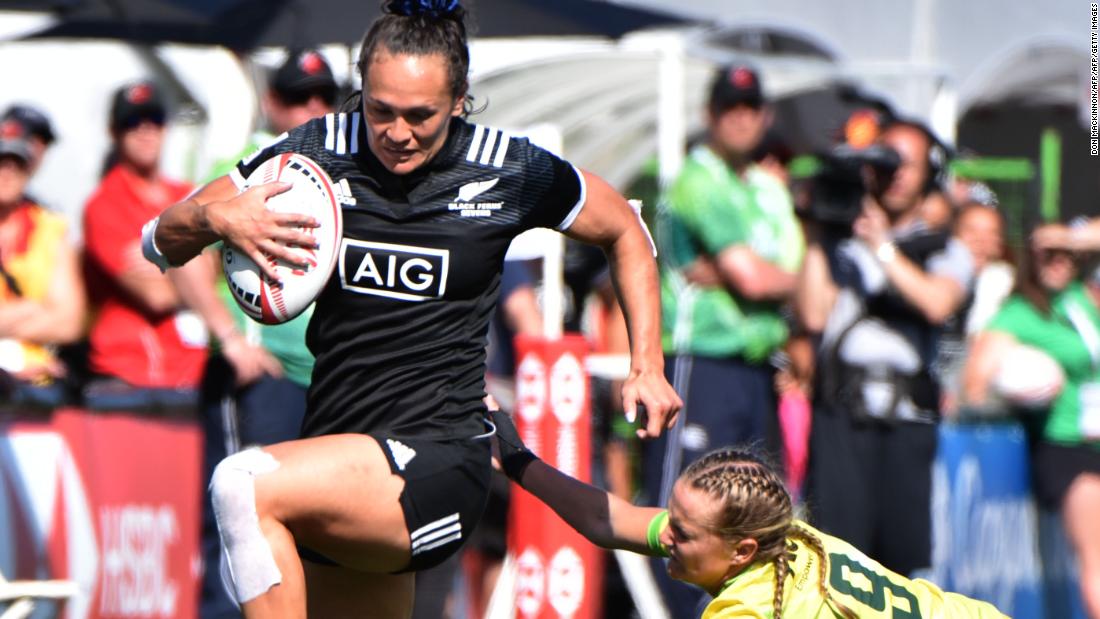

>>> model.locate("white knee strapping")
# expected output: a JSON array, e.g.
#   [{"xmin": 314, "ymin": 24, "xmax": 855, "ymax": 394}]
[{"xmin": 210, "ymin": 447, "xmax": 282, "ymax": 604}]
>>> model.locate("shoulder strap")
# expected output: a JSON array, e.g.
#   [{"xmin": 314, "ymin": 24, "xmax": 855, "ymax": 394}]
[
  {"xmin": 1065, "ymin": 300, "xmax": 1100, "ymax": 369},
  {"xmin": 821, "ymin": 315, "xmax": 904, "ymax": 422}
]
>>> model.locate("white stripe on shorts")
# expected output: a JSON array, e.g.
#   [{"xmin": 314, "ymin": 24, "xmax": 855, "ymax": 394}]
[
  {"xmin": 411, "ymin": 532, "xmax": 463, "ymax": 556},
  {"xmin": 409, "ymin": 512, "xmax": 459, "ymax": 541},
  {"xmin": 411, "ymin": 522, "xmax": 461, "ymax": 549}
]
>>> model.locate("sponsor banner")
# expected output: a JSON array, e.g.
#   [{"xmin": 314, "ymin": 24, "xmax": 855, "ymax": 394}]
[
  {"xmin": 0, "ymin": 408, "xmax": 201, "ymax": 619},
  {"xmin": 924, "ymin": 422, "xmax": 1044, "ymax": 617},
  {"xmin": 510, "ymin": 335, "xmax": 603, "ymax": 619},
  {"xmin": 1036, "ymin": 505, "xmax": 1088, "ymax": 619}
]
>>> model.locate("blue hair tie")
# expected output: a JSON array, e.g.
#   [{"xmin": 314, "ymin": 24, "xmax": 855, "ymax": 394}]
[{"xmin": 386, "ymin": 0, "xmax": 461, "ymax": 18}]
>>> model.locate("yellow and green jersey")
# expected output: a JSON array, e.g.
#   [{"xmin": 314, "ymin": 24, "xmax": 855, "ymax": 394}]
[
  {"xmin": 649, "ymin": 514, "xmax": 1007, "ymax": 619},
  {"xmin": 656, "ymin": 146, "xmax": 804, "ymax": 362}
]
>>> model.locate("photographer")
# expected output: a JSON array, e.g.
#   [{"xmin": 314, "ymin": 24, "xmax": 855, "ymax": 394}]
[{"xmin": 796, "ymin": 120, "xmax": 973, "ymax": 576}]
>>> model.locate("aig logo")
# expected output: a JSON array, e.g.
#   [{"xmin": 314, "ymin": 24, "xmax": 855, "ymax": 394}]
[{"xmin": 339, "ymin": 239, "xmax": 450, "ymax": 301}]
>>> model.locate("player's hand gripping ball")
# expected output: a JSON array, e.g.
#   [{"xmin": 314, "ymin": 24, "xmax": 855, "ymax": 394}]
[{"xmin": 223, "ymin": 153, "xmax": 343, "ymax": 324}]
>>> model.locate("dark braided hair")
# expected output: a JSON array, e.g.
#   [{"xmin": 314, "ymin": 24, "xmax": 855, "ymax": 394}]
[
  {"xmin": 344, "ymin": 0, "xmax": 473, "ymax": 115},
  {"xmin": 681, "ymin": 448, "xmax": 857, "ymax": 619}
]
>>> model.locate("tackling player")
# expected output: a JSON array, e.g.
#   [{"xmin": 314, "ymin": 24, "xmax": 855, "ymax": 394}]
[
  {"xmin": 490, "ymin": 408, "xmax": 1008, "ymax": 619},
  {"xmin": 142, "ymin": 0, "xmax": 681, "ymax": 616}
]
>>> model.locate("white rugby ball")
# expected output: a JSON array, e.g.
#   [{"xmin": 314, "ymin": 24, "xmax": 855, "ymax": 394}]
[
  {"xmin": 992, "ymin": 343, "xmax": 1066, "ymax": 408},
  {"xmin": 223, "ymin": 153, "xmax": 343, "ymax": 325}
]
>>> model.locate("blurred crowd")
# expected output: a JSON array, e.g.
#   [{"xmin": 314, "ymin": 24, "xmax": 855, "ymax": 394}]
[
  {"xmin": 1, "ymin": 49, "xmax": 1098, "ymax": 619},
  {"xmin": 636, "ymin": 65, "xmax": 1100, "ymax": 619}
]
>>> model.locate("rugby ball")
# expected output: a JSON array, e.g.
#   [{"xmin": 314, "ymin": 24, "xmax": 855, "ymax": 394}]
[
  {"xmin": 222, "ymin": 153, "xmax": 343, "ymax": 325},
  {"xmin": 992, "ymin": 343, "xmax": 1065, "ymax": 408}
]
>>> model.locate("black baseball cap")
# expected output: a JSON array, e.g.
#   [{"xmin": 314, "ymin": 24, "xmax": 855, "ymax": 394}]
[
  {"xmin": 2, "ymin": 104, "xmax": 56, "ymax": 145},
  {"xmin": 272, "ymin": 49, "xmax": 337, "ymax": 102},
  {"xmin": 708, "ymin": 65, "xmax": 764, "ymax": 111},
  {"xmin": 0, "ymin": 136, "xmax": 32, "ymax": 166},
  {"xmin": 110, "ymin": 80, "xmax": 167, "ymax": 132}
]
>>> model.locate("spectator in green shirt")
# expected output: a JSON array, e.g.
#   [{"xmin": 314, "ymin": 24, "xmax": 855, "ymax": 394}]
[
  {"xmin": 643, "ymin": 64, "xmax": 804, "ymax": 617},
  {"xmin": 966, "ymin": 224, "xmax": 1100, "ymax": 617}
]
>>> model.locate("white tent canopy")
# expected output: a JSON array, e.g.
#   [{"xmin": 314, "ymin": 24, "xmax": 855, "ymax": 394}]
[
  {"xmin": 619, "ymin": 0, "xmax": 1089, "ymax": 121},
  {"xmin": 470, "ymin": 35, "xmax": 837, "ymax": 187}
]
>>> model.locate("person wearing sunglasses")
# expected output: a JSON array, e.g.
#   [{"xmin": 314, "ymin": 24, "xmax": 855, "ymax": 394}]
[{"xmin": 965, "ymin": 223, "xmax": 1100, "ymax": 617}]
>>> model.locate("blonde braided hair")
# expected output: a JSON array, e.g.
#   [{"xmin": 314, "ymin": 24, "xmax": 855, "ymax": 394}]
[
  {"xmin": 787, "ymin": 524, "xmax": 859, "ymax": 619},
  {"xmin": 681, "ymin": 448, "xmax": 857, "ymax": 619}
]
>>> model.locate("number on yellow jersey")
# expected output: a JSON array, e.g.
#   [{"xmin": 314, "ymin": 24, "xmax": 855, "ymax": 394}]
[{"xmin": 829, "ymin": 553, "xmax": 921, "ymax": 618}]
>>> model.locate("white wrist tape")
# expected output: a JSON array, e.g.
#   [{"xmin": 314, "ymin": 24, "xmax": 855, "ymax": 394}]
[
  {"xmin": 141, "ymin": 217, "xmax": 171, "ymax": 273},
  {"xmin": 210, "ymin": 448, "xmax": 283, "ymax": 604}
]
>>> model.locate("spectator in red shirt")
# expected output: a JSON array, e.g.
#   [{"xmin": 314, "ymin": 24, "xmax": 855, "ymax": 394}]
[{"xmin": 82, "ymin": 80, "xmax": 206, "ymax": 403}]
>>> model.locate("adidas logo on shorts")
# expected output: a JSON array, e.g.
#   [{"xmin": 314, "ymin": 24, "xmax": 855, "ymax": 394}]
[
  {"xmin": 410, "ymin": 512, "xmax": 462, "ymax": 557},
  {"xmin": 386, "ymin": 439, "xmax": 417, "ymax": 471}
]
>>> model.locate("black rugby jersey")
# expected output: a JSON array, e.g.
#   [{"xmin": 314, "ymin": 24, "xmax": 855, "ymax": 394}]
[{"xmin": 231, "ymin": 114, "xmax": 584, "ymax": 440}]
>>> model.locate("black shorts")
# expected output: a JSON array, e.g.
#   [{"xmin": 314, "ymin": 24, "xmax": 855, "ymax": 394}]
[
  {"xmin": 466, "ymin": 472, "xmax": 510, "ymax": 560},
  {"xmin": 1033, "ymin": 441, "xmax": 1100, "ymax": 509},
  {"xmin": 298, "ymin": 424, "xmax": 494, "ymax": 572}
]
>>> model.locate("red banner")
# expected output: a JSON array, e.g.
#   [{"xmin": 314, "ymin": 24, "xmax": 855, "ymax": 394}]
[
  {"xmin": 509, "ymin": 335, "xmax": 603, "ymax": 619},
  {"xmin": 0, "ymin": 407, "xmax": 201, "ymax": 619}
]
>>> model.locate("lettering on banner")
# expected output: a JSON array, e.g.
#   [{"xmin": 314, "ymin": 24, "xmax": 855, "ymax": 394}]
[
  {"xmin": 557, "ymin": 424, "xmax": 578, "ymax": 477},
  {"xmin": 550, "ymin": 353, "xmax": 585, "ymax": 425},
  {"xmin": 548, "ymin": 546, "xmax": 585, "ymax": 617},
  {"xmin": 1, "ymin": 431, "xmax": 98, "ymax": 619},
  {"xmin": 99, "ymin": 504, "xmax": 180, "ymax": 618},
  {"xmin": 516, "ymin": 354, "xmax": 547, "ymax": 457},
  {"xmin": 515, "ymin": 548, "xmax": 546, "ymax": 617},
  {"xmin": 550, "ymin": 353, "xmax": 585, "ymax": 476},
  {"xmin": 926, "ymin": 457, "xmax": 1041, "ymax": 611}
]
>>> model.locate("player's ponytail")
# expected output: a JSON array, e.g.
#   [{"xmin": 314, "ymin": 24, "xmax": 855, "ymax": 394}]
[
  {"xmin": 787, "ymin": 525, "xmax": 859, "ymax": 619},
  {"xmin": 384, "ymin": 0, "xmax": 464, "ymax": 20},
  {"xmin": 771, "ymin": 544, "xmax": 792, "ymax": 619},
  {"xmin": 350, "ymin": 0, "xmax": 473, "ymax": 114}
]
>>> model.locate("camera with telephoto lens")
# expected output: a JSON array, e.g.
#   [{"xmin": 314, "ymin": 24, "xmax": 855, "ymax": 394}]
[{"xmin": 804, "ymin": 143, "xmax": 901, "ymax": 230}]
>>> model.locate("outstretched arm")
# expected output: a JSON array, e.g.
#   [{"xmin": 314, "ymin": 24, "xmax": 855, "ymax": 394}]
[
  {"xmin": 1033, "ymin": 219, "xmax": 1100, "ymax": 253},
  {"xmin": 564, "ymin": 171, "xmax": 682, "ymax": 438},
  {"xmin": 492, "ymin": 409, "xmax": 665, "ymax": 556}
]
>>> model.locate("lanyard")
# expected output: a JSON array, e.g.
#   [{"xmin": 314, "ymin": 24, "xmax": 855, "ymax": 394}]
[{"xmin": 1065, "ymin": 300, "xmax": 1100, "ymax": 370}]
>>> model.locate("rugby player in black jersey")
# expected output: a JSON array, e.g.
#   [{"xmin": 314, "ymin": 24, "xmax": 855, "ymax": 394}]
[{"xmin": 144, "ymin": 1, "xmax": 681, "ymax": 617}]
